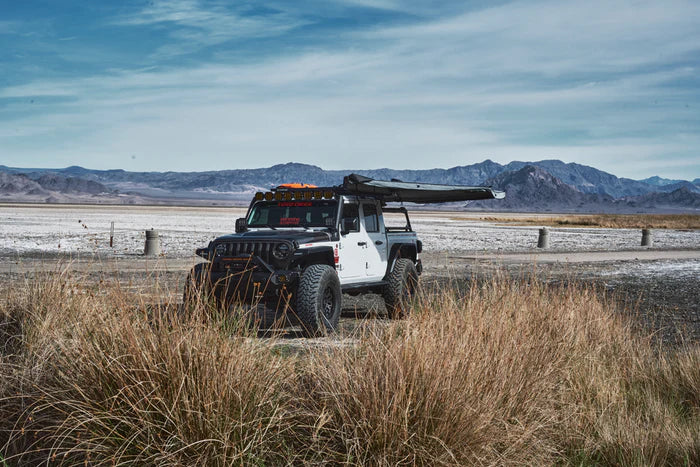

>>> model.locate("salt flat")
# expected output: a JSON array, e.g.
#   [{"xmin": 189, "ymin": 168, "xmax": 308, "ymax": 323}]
[{"xmin": 1, "ymin": 204, "xmax": 698, "ymax": 259}]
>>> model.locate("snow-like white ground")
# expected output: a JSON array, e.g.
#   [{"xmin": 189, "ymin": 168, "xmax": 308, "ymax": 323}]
[
  {"xmin": 598, "ymin": 259, "xmax": 700, "ymax": 280},
  {"xmin": 0, "ymin": 205, "xmax": 244, "ymax": 258},
  {"xmin": 1, "ymin": 205, "xmax": 698, "ymax": 259},
  {"xmin": 408, "ymin": 214, "xmax": 699, "ymax": 254},
  {"xmin": 412, "ymin": 216, "xmax": 700, "ymax": 252}
]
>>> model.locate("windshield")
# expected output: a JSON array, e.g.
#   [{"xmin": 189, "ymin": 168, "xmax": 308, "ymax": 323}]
[{"xmin": 247, "ymin": 200, "xmax": 338, "ymax": 228}]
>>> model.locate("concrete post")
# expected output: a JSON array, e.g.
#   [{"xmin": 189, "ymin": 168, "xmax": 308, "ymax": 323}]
[
  {"xmin": 144, "ymin": 229, "xmax": 161, "ymax": 256},
  {"xmin": 537, "ymin": 227, "xmax": 550, "ymax": 248},
  {"xmin": 641, "ymin": 228, "xmax": 652, "ymax": 247}
]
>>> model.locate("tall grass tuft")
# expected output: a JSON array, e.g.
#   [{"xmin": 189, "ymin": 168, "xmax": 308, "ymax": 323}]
[
  {"xmin": 293, "ymin": 276, "xmax": 633, "ymax": 465},
  {"xmin": 1, "ymin": 267, "xmax": 698, "ymax": 465},
  {"xmin": 0, "ymin": 271, "xmax": 298, "ymax": 465}
]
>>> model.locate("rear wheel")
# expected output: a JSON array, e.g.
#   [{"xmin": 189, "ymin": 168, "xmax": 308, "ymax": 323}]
[
  {"xmin": 382, "ymin": 258, "xmax": 418, "ymax": 319},
  {"xmin": 296, "ymin": 264, "xmax": 342, "ymax": 337}
]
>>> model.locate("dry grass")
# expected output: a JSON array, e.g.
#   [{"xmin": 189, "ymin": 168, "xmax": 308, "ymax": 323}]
[
  {"xmin": 0, "ymin": 275, "xmax": 298, "ymax": 465},
  {"xmin": 474, "ymin": 214, "xmax": 700, "ymax": 229},
  {"xmin": 1, "ymin": 270, "xmax": 699, "ymax": 465}
]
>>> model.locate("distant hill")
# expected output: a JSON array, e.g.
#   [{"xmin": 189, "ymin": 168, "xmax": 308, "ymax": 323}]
[
  {"xmin": 34, "ymin": 173, "xmax": 112, "ymax": 195},
  {"xmin": 0, "ymin": 171, "xmax": 137, "ymax": 204},
  {"xmin": 5, "ymin": 159, "xmax": 698, "ymax": 198},
  {"xmin": 615, "ymin": 187, "xmax": 700, "ymax": 212},
  {"xmin": 0, "ymin": 160, "xmax": 698, "ymax": 212},
  {"xmin": 0, "ymin": 172, "xmax": 50, "ymax": 198},
  {"xmin": 460, "ymin": 166, "xmax": 609, "ymax": 212},
  {"xmin": 639, "ymin": 176, "xmax": 686, "ymax": 187},
  {"xmin": 465, "ymin": 166, "xmax": 698, "ymax": 213},
  {"xmin": 502, "ymin": 160, "xmax": 670, "ymax": 198}
]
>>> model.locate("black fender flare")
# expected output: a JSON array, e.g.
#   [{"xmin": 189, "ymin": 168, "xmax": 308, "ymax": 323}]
[
  {"xmin": 385, "ymin": 243, "xmax": 417, "ymax": 278},
  {"xmin": 291, "ymin": 246, "xmax": 335, "ymax": 269}
]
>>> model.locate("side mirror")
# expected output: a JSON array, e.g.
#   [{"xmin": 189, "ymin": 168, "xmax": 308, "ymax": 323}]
[
  {"xmin": 235, "ymin": 217, "xmax": 248, "ymax": 233},
  {"xmin": 340, "ymin": 217, "xmax": 358, "ymax": 235}
]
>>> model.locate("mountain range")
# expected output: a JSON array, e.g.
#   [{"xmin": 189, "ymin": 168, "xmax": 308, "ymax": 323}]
[{"xmin": 1, "ymin": 160, "xmax": 698, "ymax": 213}]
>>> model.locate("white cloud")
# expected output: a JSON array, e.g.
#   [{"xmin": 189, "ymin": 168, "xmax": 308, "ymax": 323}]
[
  {"xmin": 111, "ymin": 0, "xmax": 308, "ymax": 58},
  {"xmin": 364, "ymin": 0, "xmax": 700, "ymax": 75}
]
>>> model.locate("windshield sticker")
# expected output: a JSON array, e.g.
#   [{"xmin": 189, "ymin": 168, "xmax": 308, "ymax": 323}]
[
  {"xmin": 280, "ymin": 217, "xmax": 301, "ymax": 225},
  {"xmin": 279, "ymin": 202, "xmax": 312, "ymax": 207}
]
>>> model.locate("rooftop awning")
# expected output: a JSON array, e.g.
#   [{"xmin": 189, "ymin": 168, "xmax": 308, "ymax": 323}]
[{"xmin": 341, "ymin": 174, "xmax": 505, "ymax": 203}]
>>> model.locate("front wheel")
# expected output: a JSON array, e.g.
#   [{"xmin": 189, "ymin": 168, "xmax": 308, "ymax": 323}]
[
  {"xmin": 382, "ymin": 258, "xmax": 418, "ymax": 319},
  {"xmin": 182, "ymin": 263, "xmax": 218, "ymax": 310},
  {"xmin": 296, "ymin": 264, "xmax": 342, "ymax": 337}
]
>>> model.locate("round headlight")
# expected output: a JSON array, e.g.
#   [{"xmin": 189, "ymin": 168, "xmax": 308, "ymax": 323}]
[
  {"xmin": 214, "ymin": 243, "xmax": 226, "ymax": 256},
  {"xmin": 273, "ymin": 242, "xmax": 291, "ymax": 260}
]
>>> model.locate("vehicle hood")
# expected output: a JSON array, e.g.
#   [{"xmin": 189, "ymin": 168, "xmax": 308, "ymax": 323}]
[{"xmin": 214, "ymin": 229, "xmax": 332, "ymax": 244}]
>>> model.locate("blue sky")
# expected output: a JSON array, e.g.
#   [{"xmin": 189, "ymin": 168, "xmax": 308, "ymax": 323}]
[{"xmin": 1, "ymin": 0, "xmax": 699, "ymax": 179}]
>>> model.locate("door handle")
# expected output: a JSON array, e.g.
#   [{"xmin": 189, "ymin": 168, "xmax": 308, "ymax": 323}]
[
  {"xmin": 375, "ymin": 240, "xmax": 384, "ymax": 245},
  {"xmin": 357, "ymin": 241, "xmax": 367, "ymax": 246}
]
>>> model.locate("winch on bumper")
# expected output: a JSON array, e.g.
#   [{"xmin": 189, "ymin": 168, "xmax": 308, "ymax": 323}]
[
  {"xmin": 196, "ymin": 239, "xmax": 303, "ymax": 301},
  {"xmin": 213, "ymin": 256, "xmax": 300, "ymax": 299}
]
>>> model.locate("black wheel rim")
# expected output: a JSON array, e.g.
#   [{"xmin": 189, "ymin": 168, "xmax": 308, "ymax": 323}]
[{"xmin": 322, "ymin": 286, "xmax": 335, "ymax": 319}]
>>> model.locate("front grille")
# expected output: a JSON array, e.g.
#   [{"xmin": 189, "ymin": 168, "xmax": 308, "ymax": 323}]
[{"xmin": 217, "ymin": 240, "xmax": 289, "ymax": 264}]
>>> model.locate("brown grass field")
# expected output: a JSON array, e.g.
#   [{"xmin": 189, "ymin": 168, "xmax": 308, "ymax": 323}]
[
  {"xmin": 1, "ymin": 271, "xmax": 699, "ymax": 466},
  {"xmin": 470, "ymin": 213, "xmax": 700, "ymax": 229}
]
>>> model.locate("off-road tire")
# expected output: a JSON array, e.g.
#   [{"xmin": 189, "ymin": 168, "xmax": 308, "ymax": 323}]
[
  {"xmin": 296, "ymin": 264, "xmax": 342, "ymax": 337},
  {"xmin": 182, "ymin": 263, "xmax": 217, "ymax": 310},
  {"xmin": 382, "ymin": 258, "xmax": 418, "ymax": 319}
]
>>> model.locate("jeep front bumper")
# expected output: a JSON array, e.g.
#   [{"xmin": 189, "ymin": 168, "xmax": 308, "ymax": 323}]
[{"xmin": 207, "ymin": 255, "xmax": 300, "ymax": 302}]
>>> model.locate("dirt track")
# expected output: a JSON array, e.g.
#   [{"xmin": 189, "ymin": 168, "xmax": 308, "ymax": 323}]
[
  {"xmin": 445, "ymin": 249, "xmax": 700, "ymax": 263},
  {"xmin": 2, "ymin": 248, "xmax": 698, "ymax": 274}
]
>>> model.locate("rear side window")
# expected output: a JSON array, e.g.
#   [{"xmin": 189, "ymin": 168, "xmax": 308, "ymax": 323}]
[
  {"xmin": 362, "ymin": 203, "xmax": 379, "ymax": 232},
  {"xmin": 341, "ymin": 203, "xmax": 360, "ymax": 232}
]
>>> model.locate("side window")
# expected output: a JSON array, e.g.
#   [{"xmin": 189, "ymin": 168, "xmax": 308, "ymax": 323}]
[
  {"xmin": 341, "ymin": 203, "xmax": 360, "ymax": 232},
  {"xmin": 362, "ymin": 203, "xmax": 379, "ymax": 232},
  {"xmin": 250, "ymin": 206, "xmax": 268, "ymax": 224}
]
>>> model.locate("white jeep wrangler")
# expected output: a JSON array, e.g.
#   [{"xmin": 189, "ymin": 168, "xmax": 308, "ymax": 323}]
[{"xmin": 186, "ymin": 174, "xmax": 503, "ymax": 336}]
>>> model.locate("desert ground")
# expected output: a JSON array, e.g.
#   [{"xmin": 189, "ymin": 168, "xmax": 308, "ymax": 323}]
[
  {"xmin": 2, "ymin": 203, "xmax": 700, "ymax": 464},
  {"xmin": 1, "ymin": 203, "xmax": 698, "ymax": 345}
]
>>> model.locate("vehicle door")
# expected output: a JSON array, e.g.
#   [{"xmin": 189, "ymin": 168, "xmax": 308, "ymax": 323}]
[
  {"xmin": 337, "ymin": 201, "xmax": 367, "ymax": 283},
  {"xmin": 361, "ymin": 201, "xmax": 388, "ymax": 279}
]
